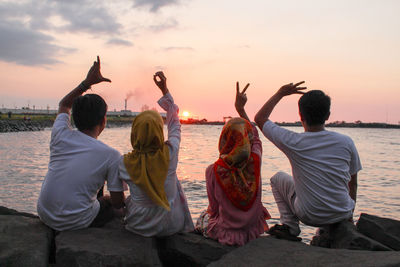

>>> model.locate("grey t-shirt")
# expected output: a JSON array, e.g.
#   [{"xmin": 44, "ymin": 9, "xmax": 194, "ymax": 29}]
[{"xmin": 262, "ymin": 120, "xmax": 362, "ymax": 224}]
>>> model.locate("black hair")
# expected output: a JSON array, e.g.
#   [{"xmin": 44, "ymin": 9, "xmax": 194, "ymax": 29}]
[
  {"xmin": 72, "ymin": 94, "xmax": 107, "ymax": 131},
  {"xmin": 298, "ymin": 90, "xmax": 330, "ymax": 126}
]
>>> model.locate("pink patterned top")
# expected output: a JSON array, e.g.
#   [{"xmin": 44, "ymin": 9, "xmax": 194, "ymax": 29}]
[{"xmin": 206, "ymin": 124, "xmax": 271, "ymax": 246}]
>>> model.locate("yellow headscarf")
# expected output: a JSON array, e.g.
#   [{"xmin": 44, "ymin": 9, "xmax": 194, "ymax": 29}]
[{"xmin": 123, "ymin": 110, "xmax": 170, "ymax": 210}]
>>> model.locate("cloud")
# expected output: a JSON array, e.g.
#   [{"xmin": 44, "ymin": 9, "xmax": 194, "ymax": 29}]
[
  {"xmin": 0, "ymin": 0, "xmax": 122, "ymax": 66},
  {"xmin": 162, "ymin": 46, "xmax": 194, "ymax": 52},
  {"xmin": 0, "ymin": 21, "xmax": 73, "ymax": 66},
  {"xmin": 106, "ymin": 38, "xmax": 133, "ymax": 46},
  {"xmin": 0, "ymin": 1, "xmax": 122, "ymax": 34},
  {"xmin": 52, "ymin": 1, "xmax": 122, "ymax": 34},
  {"xmin": 132, "ymin": 0, "xmax": 179, "ymax": 12},
  {"xmin": 149, "ymin": 18, "xmax": 178, "ymax": 32}
]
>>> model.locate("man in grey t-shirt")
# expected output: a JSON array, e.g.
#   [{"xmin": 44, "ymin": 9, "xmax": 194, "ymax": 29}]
[{"xmin": 255, "ymin": 82, "xmax": 361, "ymax": 241}]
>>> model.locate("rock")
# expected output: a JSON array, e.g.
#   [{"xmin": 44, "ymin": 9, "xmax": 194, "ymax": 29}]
[
  {"xmin": 156, "ymin": 232, "xmax": 235, "ymax": 267},
  {"xmin": 56, "ymin": 227, "xmax": 161, "ymax": 267},
  {"xmin": 0, "ymin": 215, "xmax": 54, "ymax": 267},
  {"xmin": 357, "ymin": 213, "xmax": 400, "ymax": 251},
  {"xmin": 311, "ymin": 220, "xmax": 392, "ymax": 251},
  {"xmin": 210, "ymin": 236, "xmax": 400, "ymax": 267},
  {"xmin": 0, "ymin": 205, "xmax": 38, "ymax": 218}
]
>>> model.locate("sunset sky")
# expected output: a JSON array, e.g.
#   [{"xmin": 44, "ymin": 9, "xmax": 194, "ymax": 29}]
[{"xmin": 0, "ymin": 0, "xmax": 399, "ymax": 123}]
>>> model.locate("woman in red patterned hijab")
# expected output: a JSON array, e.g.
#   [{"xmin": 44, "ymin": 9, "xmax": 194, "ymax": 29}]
[
  {"xmin": 196, "ymin": 82, "xmax": 270, "ymax": 246},
  {"xmin": 214, "ymin": 117, "xmax": 260, "ymax": 211}
]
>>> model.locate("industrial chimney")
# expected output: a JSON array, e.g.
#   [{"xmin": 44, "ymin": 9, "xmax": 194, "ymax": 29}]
[{"xmin": 124, "ymin": 99, "xmax": 127, "ymax": 111}]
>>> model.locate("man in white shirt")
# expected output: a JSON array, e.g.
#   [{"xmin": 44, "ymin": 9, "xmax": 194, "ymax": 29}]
[
  {"xmin": 37, "ymin": 56, "xmax": 125, "ymax": 231},
  {"xmin": 255, "ymin": 82, "xmax": 361, "ymax": 241}
]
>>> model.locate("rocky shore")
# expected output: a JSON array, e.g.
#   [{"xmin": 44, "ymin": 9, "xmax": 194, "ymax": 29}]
[
  {"xmin": 0, "ymin": 120, "xmax": 54, "ymax": 132},
  {"xmin": 0, "ymin": 119, "xmax": 135, "ymax": 133},
  {"xmin": 1, "ymin": 206, "xmax": 399, "ymax": 267}
]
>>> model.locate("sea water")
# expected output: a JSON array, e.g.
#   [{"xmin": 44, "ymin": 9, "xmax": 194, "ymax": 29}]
[{"xmin": 1, "ymin": 125, "xmax": 399, "ymax": 243}]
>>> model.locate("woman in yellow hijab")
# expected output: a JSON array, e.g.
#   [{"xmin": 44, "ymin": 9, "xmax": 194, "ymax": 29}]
[{"xmin": 118, "ymin": 72, "xmax": 194, "ymax": 236}]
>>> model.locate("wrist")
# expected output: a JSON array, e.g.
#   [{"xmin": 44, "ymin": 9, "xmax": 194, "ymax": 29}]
[{"xmin": 79, "ymin": 80, "xmax": 91, "ymax": 93}]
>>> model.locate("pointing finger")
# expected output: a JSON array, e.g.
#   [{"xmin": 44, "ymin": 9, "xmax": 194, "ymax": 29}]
[
  {"xmin": 97, "ymin": 56, "xmax": 100, "ymax": 64},
  {"xmin": 242, "ymin": 83, "xmax": 250, "ymax": 93},
  {"xmin": 236, "ymin": 82, "xmax": 239, "ymax": 93}
]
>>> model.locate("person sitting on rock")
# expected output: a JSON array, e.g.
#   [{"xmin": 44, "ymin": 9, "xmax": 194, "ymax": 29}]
[
  {"xmin": 37, "ymin": 56, "xmax": 125, "ymax": 231},
  {"xmin": 254, "ymin": 82, "xmax": 362, "ymax": 241},
  {"xmin": 116, "ymin": 71, "xmax": 194, "ymax": 237},
  {"xmin": 195, "ymin": 82, "xmax": 271, "ymax": 246}
]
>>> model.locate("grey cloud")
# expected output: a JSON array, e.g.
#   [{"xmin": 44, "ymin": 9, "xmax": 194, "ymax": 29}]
[
  {"xmin": 162, "ymin": 46, "xmax": 194, "ymax": 52},
  {"xmin": 53, "ymin": 1, "xmax": 122, "ymax": 34},
  {"xmin": 0, "ymin": 0, "xmax": 122, "ymax": 66},
  {"xmin": 106, "ymin": 38, "xmax": 133, "ymax": 46},
  {"xmin": 133, "ymin": 0, "xmax": 179, "ymax": 12},
  {"xmin": 149, "ymin": 18, "xmax": 178, "ymax": 32},
  {"xmin": 0, "ymin": 1, "xmax": 122, "ymax": 34},
  {"xmin": 0, "ymin": 21, "xmax": 72, "ymax": 66}
]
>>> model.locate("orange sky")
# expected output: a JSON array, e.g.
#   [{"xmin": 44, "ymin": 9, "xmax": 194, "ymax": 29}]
[{"xmin": 0, "ymin": 0, "xmax": 399, "ymax": 123}]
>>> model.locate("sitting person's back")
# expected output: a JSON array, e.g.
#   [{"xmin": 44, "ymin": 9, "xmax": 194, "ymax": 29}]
[
  {"xmin": 118, "ymin": 72, "xmax": 194, "ymax": 237},
  {"xmin": 37, "ymin": 57, "xmax": 124, "ymax": 231},
  {"xmin": 196, "ymin": 83, "xmax": 271, "ymax": 246},
  {"xmin": 255, "ymin": 83, "xmax": 362, "ymax": 241}
]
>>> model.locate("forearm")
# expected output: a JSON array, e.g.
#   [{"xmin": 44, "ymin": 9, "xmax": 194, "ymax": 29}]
[
  {"xmin": 254, "ymin": 92, "xmax": 284, "ymax": 129},
  {"xmin": 348, "ymin": 174, "xmax": 358, "ymax": 203},
  {"xmin": 236, "ymin": 107, "xmax": 250, "ymax": 122},
  {"xmin": 58, "ymin": 81, "xmax": 89, "ymax": 114}
]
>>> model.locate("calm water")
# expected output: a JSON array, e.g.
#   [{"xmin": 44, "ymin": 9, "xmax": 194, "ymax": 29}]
[{"xmin": 1, "ymin": 125, "xmax": 399, "ymax": 243}]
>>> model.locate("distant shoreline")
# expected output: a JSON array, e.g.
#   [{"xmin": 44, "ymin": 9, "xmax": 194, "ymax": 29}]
[{"xmin": 1, "ymin": 117, "xmax": 399, "ymax": 133}]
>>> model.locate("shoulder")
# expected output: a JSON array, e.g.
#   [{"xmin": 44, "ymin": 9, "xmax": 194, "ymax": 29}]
[
  {"xmin": 93, "ymin": 140, "xmax": 121, "ymax": 159},
  {"xmin": 52, "ymin": 113, "xmax": 70, "ymax": 131},
  {"xmin": 205, "ymin": 164, "xmax": 215, "ymax": 180},
  {"xmin": 326, "ymin": 130, "xmax": 355, "ymax": 145}
]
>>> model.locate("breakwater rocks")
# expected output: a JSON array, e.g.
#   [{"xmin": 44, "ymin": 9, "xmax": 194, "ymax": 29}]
[
  {"xmin": 0, "ymin": 120, "xmax": 54, "ymax": 133},
  {"xmin": 0, "ymin": 119, "xmax": 134, "ymax": 133},
  {"xmin": 1, "ymin": 206, "xmax": 400, "ymax": 267}
]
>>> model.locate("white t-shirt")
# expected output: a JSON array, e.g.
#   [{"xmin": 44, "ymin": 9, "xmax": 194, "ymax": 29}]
[
  {"xmin": 262, "ymin": 120, "xmax": 362, "ymax": 224},
  {"xmin": 37, "ymin": 113, "xmax": 123, "ymax": 231}
]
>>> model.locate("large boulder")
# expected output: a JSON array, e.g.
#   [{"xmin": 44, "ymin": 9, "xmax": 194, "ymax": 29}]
[
  {"xmin": 311, "ymin": 220, "xmax": 392, "ymax": 250},
  {"xmin": 0, "ymin": 215, "xmax": 54, "ymax": 267},
  {"xmin": 156, "ymin": 232, "xmax": 235, "ymax": 267},
  {"xmin": 210, "ymin": 236, "xmax": 400, "ymax": 267},
  {"xmin": 56, "ymin": 227, "xmax": 161, "ymax": 267},
  {"xmin": 357, "ymin": 213, "xmax": 400, "ymax": 251}
]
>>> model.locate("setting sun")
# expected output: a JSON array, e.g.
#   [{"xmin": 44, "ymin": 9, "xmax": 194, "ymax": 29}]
[{"xmin": 182, "ymin": 111, "xmax": 190, "ymax": 118}]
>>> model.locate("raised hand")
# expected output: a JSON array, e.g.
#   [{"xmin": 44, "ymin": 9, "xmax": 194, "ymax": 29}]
[
  {"xmin": 235, "ymin": 82, "xmax": 250, "ymax": 121},
  {"xmin": 84, "ymin": 56, "xmax": 111, "ymax": 87},
  {"xmin": 235, "ymin": 82, "xmax": 250, "ymax": 111},
  {"xmin": 277, "ymin": 81, "xmax": 307, "ymax": 96},
  {"xmin": 153, "ymin": 71, "xmax": 169, "ymax": 95}
]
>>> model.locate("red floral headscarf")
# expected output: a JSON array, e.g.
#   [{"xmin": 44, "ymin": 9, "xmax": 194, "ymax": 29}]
[{"xmin": 214, "ymin": 117, "xmax": 260, "ymax": 211}]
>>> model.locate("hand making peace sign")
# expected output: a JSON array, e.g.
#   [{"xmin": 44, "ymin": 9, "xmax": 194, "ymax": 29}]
[{"xmin": 235, "ymin": 81, "xmax": 250, "ymax": 111}]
